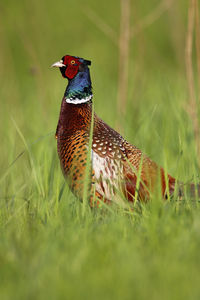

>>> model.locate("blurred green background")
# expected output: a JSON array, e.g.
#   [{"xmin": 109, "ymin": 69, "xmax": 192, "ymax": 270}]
[
  {"xmin": 1, "ymin": 0, "xmax": 200, "ymax": 299},
  {"xmin": 1, "ymin": 0, "xmax": 197, "ymax": 176}
]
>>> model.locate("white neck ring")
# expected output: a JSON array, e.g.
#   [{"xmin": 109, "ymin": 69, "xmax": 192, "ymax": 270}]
[{"xmin": 65, "ymin": 94, "xmax": 93, "ymax": 104}]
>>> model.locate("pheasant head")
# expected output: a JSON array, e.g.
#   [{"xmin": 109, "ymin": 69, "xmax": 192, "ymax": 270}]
[
  {"xmin": 52, "ymin": 55, "xmax": 92, "ymax": 104},
  {"xmin": 52, "ymin": 55, "xmax": 91, "ymax": 79}
]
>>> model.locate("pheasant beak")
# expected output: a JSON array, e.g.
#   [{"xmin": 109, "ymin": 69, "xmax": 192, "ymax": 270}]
[{"xmin": 51, "ymin": 60, "xmax": 66, "ymax": 68}]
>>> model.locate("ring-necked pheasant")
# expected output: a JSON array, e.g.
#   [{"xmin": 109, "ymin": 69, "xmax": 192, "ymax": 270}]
[{"xmin": 52, "ymin": 54, "xmax": 199, "ymax": 206}]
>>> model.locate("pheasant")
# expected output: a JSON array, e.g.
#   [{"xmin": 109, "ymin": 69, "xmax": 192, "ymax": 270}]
[{"xmin": 52, "ymin": 54, "xmax": 198, "ymax": 206}]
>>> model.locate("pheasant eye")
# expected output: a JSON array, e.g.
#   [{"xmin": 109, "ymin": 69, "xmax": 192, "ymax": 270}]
[{"xmin": 71, "ymin": 60, "xmax": 76, "ymax": 65}]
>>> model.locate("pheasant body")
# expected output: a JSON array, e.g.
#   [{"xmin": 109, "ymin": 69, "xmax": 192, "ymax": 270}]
[{"xmin": 53, "ymin": 54, "xmax": 178, "ymax": 205}]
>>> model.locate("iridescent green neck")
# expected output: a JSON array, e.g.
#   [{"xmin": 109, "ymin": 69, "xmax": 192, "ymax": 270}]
[{"xmin": 64, "ymin": 67, "xmax": 93, "ymax": 104}]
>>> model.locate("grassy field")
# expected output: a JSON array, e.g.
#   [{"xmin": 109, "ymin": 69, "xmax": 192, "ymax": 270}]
[{"xmin": 1, "ymin": 0, "xmax": 200, "ymax": 299}]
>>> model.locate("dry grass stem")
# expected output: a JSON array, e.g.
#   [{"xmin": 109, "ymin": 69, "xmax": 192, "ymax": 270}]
[
  {"xmin": 195, "ymin": 0, "xmax": 200, "ymax": 96},
  {"xmin": 131, "ymin": 0, "xmax": 172, "ymax": 38},
  {"xmin": 82, "ymin": 6, "xmax": 118, "ymax": 46},
  {"xmin": 117, "ymin": 0, "xmax": 130, "ymax": 118},
  {"xmin": 83, "ymin": 1, "xmax": 173, "ymax": 125},
  {"xmin": 185, "ymin": 0, "xmax": 200, "ymax": 164}
]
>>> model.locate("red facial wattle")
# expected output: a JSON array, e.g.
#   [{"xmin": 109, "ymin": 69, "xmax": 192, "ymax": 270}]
[{"xmin": 62, "ymin": 55, "xmax": 81, "ymax": 79}]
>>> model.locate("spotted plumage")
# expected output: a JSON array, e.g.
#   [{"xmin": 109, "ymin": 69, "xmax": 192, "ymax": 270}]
[{"xmin": 52, "ymin": 54, "xmax": 200, "ymax": 206}]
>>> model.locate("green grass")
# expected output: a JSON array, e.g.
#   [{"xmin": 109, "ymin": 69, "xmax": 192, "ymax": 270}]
[{"xmin": 1, "ymin": 0, "xmax": 200, "ymax": 299}]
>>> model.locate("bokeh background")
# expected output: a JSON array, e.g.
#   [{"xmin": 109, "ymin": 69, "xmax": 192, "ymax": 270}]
[
  {"xmin": 1, "ymin": 0, "xmax": 200, "ymax": 299},
  {"xmin": 1, "ymin": 0, "xmax": 199, "ymax": 175}
]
